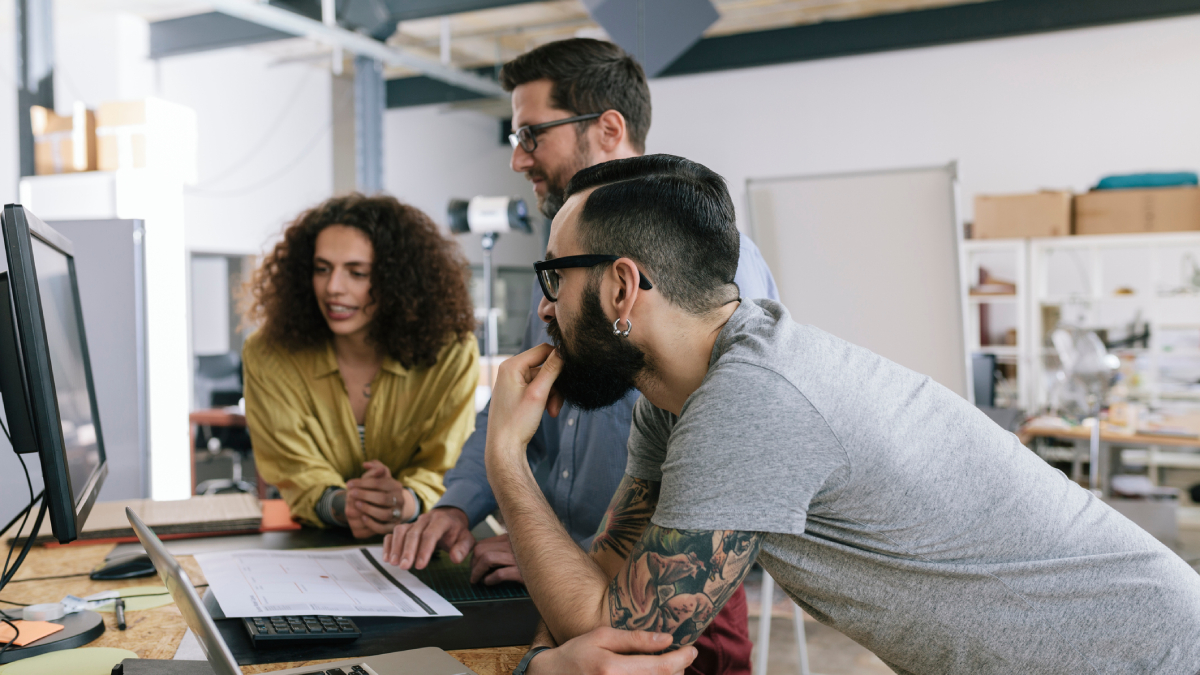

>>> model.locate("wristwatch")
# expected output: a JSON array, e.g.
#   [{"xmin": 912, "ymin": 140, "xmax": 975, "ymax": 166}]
[{"xmin": 512, "ymin": 645, "xmax": 552, "ymax": 675}]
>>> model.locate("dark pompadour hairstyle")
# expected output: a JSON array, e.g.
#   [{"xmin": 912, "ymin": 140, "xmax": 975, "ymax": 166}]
[
  {"xmin": 499, "ymin": 38, "xmax": 651, "ymax": 153},
  {"xmin": 563, "ymin": 155, "xmax": 740, "ymax": 315}
]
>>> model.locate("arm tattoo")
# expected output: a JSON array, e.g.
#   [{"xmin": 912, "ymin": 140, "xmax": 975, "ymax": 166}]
[
  {"xmin": 609, "ymin": 526, "xmax": 763, "ymax": 647},
  {"xmin": 591, "ymin": 476, "xmax": 660, "ymax": 558}
]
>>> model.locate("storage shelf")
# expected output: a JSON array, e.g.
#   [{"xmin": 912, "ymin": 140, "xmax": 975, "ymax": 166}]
[
  {"xmin": 975, "ymin": 345, "xmax": 1020, "ymax": 356},
  {"xmin": 964, "ymin": 231, "xmax": 1200, "ymax": 412}
]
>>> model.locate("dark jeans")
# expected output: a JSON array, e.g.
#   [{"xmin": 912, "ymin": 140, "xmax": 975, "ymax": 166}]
[{"xmin": 688, "ymin": 584, "xmax": 752, "ymax": 675}]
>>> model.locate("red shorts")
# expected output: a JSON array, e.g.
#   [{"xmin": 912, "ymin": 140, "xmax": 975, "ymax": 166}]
[{"xmin": 688, "ymin": 584, "xmax": 752, "ymax": 675}]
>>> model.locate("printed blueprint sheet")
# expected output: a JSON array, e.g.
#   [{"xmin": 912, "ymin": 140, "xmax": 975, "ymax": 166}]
[{"xmin": 194, "ymin": 546, "xmax": 462, "ymax": 618}]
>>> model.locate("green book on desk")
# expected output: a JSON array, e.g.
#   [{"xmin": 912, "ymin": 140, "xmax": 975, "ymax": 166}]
[{"xmin": 409, "ymin": 551, "xmax": 530, "ymax": 604}]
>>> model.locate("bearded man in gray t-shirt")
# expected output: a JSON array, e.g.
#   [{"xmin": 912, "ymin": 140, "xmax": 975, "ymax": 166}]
[{"xmin": 383, "ymin": 154, "xmax": 1200, "ymax": 675}]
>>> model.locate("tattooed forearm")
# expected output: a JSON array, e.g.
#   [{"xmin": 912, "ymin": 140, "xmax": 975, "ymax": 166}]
[
  {"xmin": 609, "ymin": 526, "xmax": 763, "ymax": 647},
  {"xmin": 591, "ymin": 475, "xmax": 660, "ymax": 558}
]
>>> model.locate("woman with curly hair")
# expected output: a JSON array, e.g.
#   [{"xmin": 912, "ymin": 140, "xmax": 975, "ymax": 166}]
[{"xmin": 242, "ymin": 193, "xmax": 478, "ymax": 537}]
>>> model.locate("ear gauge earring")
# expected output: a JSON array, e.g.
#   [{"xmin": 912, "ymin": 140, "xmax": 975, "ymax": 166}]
[{"xmin": 612, "ymin": 318, "xmax": 632, "ymax": 338}]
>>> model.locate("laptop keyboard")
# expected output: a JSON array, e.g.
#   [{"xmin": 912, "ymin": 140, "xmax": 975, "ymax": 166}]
[
  {"xmin": 297, "ymin": 666, "xmax": 371, "ymax": 675},
  {"xmin": 242, "ymin": 615, "xmax": 361, "ymax": 645}
]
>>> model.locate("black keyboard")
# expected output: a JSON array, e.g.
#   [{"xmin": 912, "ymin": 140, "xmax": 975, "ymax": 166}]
[
  {"xmin": 296, "ymin": 666, "xmax": 371, "ymax": 675},
  {"xmin": 409, "ymin": 551, "xmax": 530, "ymax": 604},
  {"xmin": 242, "ymin": 615, "xmax": 361, "ymax": 646}
]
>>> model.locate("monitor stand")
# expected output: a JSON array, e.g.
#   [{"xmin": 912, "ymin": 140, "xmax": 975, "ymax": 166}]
[{"xmin": 0, "ymin": 610, "xmax": 105, "ymax": 663}]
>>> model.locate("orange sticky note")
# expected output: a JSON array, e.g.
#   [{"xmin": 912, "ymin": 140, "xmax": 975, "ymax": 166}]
[{"xmin": 0, "ymin": 620, "xmax": 65, "ymax": 646}]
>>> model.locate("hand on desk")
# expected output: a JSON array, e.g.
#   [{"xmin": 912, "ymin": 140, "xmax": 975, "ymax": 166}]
[
  {"xmin": 470, "ymin": 534, "xmax": 523, "ymax": 585},
  {"xmin": 383, "ymin": 506, "xmax": 475, "ymax": 569},
  {"xmin": 528, "ymin": 628, "xmax": 696, "ymax": 675},
  {"xmin": 344, "ymin": 460, "xmax": 417, "ymax": 539}
]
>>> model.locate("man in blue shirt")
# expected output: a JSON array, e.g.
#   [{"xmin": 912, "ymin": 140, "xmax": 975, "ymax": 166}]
[{"xmin": 388, "ymin": 38, "xmax": 777, "ymax": 675}]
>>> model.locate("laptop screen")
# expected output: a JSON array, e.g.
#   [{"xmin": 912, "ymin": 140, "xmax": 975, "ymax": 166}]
[{"xmin": 125, "ymin": 507, "xmax": 242, "ymax": 675}]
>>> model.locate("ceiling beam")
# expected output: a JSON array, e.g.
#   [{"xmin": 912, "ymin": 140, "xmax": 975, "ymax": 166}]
[
  {"xmin": 205, "ymin": 0, "xmax": 506, "ymax": 98},
  {"xmin": 150, "ymin": 11, "xmax": 293, "ymax": 58},
  {"xmin": 661, "ymin": 0, "xmax": 1200, "ymax": 76},
  {"xmin": 383, "ymin": 0, "xmax": 1200, "ymax": 107},
  {"xmin": 378, "ymin": 0, "xmax": 540, "ymax": 22},
  {"xmin": 149, "ymin": 0, "xmax": 541, "ymax": 59}
]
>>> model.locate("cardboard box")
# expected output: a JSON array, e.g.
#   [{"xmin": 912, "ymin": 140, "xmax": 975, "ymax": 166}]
[
  {"xmin": 973, "ymin": 191, "xmax": 1073, "ymax": 239},
  {"xmin": 1074, "ymin": 187, "xmax": 1200, "ymax": 235},
  {"xmin": 30, "ymin": 104, "xmax": 96, "ymax": 175},
  {"xmin": 96, "ymin": 98, "xmax": 198, "ymax": 183}
]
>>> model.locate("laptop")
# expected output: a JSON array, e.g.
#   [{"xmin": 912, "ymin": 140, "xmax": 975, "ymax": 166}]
[{"xmin": 126, "ymin": 507, "xmax": 476, "ymax": 675}]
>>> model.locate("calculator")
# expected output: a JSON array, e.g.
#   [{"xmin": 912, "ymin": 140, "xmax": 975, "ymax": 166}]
[{"xmin": 242, "ymin": 615, "xmax": 362, "ymax": 646}]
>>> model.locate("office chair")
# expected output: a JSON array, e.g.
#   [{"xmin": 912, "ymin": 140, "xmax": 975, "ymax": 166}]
[
  {"xmin": 754, "ymin": 571, "xmax": 826, "ymax": 675},
  {"xmin": 194, "ymin": 352, "xmax": 256, "ymax": 495}
]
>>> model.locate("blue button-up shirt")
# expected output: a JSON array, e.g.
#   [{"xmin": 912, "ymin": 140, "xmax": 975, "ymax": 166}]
[{"xmin": 438, "ymin": 232, "xmax": 779, "ymax": 548}]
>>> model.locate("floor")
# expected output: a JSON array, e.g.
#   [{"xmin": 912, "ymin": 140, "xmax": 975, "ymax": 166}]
[{"xmin": 744, "ymin": 568, "xmax": 893, "ymax": 675}]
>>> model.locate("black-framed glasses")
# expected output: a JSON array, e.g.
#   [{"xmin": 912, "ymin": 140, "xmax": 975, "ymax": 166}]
[
  {"xmin": 533, "ymin": 255, "xmax": 653, "ymax": 302},
  {"xmin": 509, "ymin": 113, "xmax": 602, "ymax": 153}
]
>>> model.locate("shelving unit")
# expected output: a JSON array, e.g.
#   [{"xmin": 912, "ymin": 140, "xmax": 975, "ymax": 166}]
[
  {"xmin": 960, "ymin": 232, "xmax": 1200, "ymax": 413},
  {"xmin": 959, "ymin": 238, "xmax": 1029, "ymax": 408},
  {"xmin": 1030, "ymin": 232, "xmax": 1200, "ymax": 410}
]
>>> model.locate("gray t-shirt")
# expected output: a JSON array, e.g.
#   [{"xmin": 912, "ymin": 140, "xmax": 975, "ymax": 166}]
[{"xmin": 627, "ymin": 299, "xmax": 1200, "ymax": 675}]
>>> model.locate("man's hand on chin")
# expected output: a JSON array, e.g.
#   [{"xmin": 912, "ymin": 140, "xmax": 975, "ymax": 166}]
[{"xmin": 485, "ymin": 343, "xmax": 565, "ymax": 466}]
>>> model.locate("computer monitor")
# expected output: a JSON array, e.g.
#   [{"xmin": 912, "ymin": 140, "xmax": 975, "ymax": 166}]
[{"xmin": 0, "ymin": 204, "xmax": 107, "ymax": 544}]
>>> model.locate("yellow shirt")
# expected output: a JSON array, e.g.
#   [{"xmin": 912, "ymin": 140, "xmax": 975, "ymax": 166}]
[{"xmin": 242, "ymin": 331, "xmax": 479, "ymax": 527}]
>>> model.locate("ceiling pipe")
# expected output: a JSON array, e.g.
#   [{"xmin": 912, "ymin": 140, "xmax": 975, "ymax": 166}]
[
  {"xmin": 207, "ymin": 0, "xmax": 507, "ymax": 98},
  {"xmin": 320, "ymin": 0, "xmax": 343, "ymax": 75}
]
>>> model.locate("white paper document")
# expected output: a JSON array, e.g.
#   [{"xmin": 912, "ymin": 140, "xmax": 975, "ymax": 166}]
[{"xmin": 193, "ymin": 546, "xmax": 461, "ymax": 618}]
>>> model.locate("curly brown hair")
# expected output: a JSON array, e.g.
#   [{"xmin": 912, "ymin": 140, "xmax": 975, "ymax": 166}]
[{"xmin": 244, "ymin": 193, "xmax": 476, "ymax": 368}]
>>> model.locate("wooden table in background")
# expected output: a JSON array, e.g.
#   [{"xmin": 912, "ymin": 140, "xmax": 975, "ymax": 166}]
[
  {"xmin": 189, "ymin": 408, "xmax": 271, "ymax": 498},
  {"xmin": 2, "ymin": 543, "xmax": 524, "ymax": 674},
  {"xmin": 1019, "ymin": 413, "xmax": 1200, "ymax": 494}
]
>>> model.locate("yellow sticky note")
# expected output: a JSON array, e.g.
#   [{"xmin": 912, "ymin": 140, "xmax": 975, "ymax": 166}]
[{"xmin": 0, "ymin": 620, "xmax": 64, "ymax": 646}]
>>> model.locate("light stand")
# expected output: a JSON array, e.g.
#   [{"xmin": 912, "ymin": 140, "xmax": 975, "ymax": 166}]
[
  {"xmin": 480, "ymin": 232, "xmax": 498, "ymax": 359},
  {"xmin": 448, "ymin": 196, "xmax": 532, "ymax": 366}
]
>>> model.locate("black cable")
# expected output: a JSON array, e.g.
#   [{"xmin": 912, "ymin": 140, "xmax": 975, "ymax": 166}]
[
  {"xmin": 5, "ymin": 572, "xmax": 89, "ymax": 583},
  {"xmin": 0, "ymin": 493, "xmax": 39, "ymax": 544},
  {"xmin": 0, "ymin": 500, "xmax": 48, "ymax": 595},
  {"xmin": 2, "ymin": 455, "xmax": 38, "ymax": 582},
  {"xmin": 0, "ymin": 616, "xmax": 17, "ymax": 660},
  {"xmin": 0, "ymin": 414, "xmax": 10, "ymax": 441},
  {"xmin": 0, "ymin": 586, "xmax": 208, "ymax": 609}
]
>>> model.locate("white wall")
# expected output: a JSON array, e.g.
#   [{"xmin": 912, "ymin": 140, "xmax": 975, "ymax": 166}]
[
  {"xmin": 51, "ymin": 9, "xmax": 335, "ymax": 258},
  {"xmin": 647, "ymin": 14, "xmax": 1200, "ymax": 230},
  {"xmin": 384, "ymin": 104, "xmax": 543, "ymax": 267},
  {"xmin": 54, "ymin": 6, "xmax": 154, "ymax": 109},
  {"xmin": 0, "ymin": 0, "xmax": 21, "ymax": 203},
  {"xmin": 160, "ymin": 49, "xmax": 333, "ymax": 255}
]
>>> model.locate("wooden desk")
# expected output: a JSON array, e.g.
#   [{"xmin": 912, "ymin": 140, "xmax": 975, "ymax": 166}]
[
  {"xmin": 1, "ymin": 543, "xmax": 524, "ymax": 674},
  {"xmin": 1020, "ymin": 414, "xmax": 1200, "ymax": 494}
]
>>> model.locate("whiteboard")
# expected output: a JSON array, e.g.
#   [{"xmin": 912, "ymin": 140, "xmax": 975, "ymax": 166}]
[{"xmin": 747, "ymin": 164, "xmax": 968, "ymax": 397}]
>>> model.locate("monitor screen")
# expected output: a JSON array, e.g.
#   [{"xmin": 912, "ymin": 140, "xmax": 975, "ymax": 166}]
[
  {"xmin": 0, "ymin": 204, "xmax": 106, "ymax": 543},
  {"xmin": 29, "ymin": 237, "xmax": 100, "ymax": 507}
]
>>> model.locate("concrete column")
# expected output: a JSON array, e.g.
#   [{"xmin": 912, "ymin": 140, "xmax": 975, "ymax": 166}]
[
  {"xmin": 15, "ymin": 0, "xmax": 55, "ymax": 178},
  {"xmin": 353, "ymin": 55, "xmax": 384, "ymax": 194}
]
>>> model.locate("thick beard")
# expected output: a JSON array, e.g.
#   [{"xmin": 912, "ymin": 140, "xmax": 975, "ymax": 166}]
[
  {"xmin": 545, "ymin": 281, "xmax": 646, "ymax": 411},
  {"xmin": 536, "ymin": 131, "xmax": 592, "ymax": 220}
]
